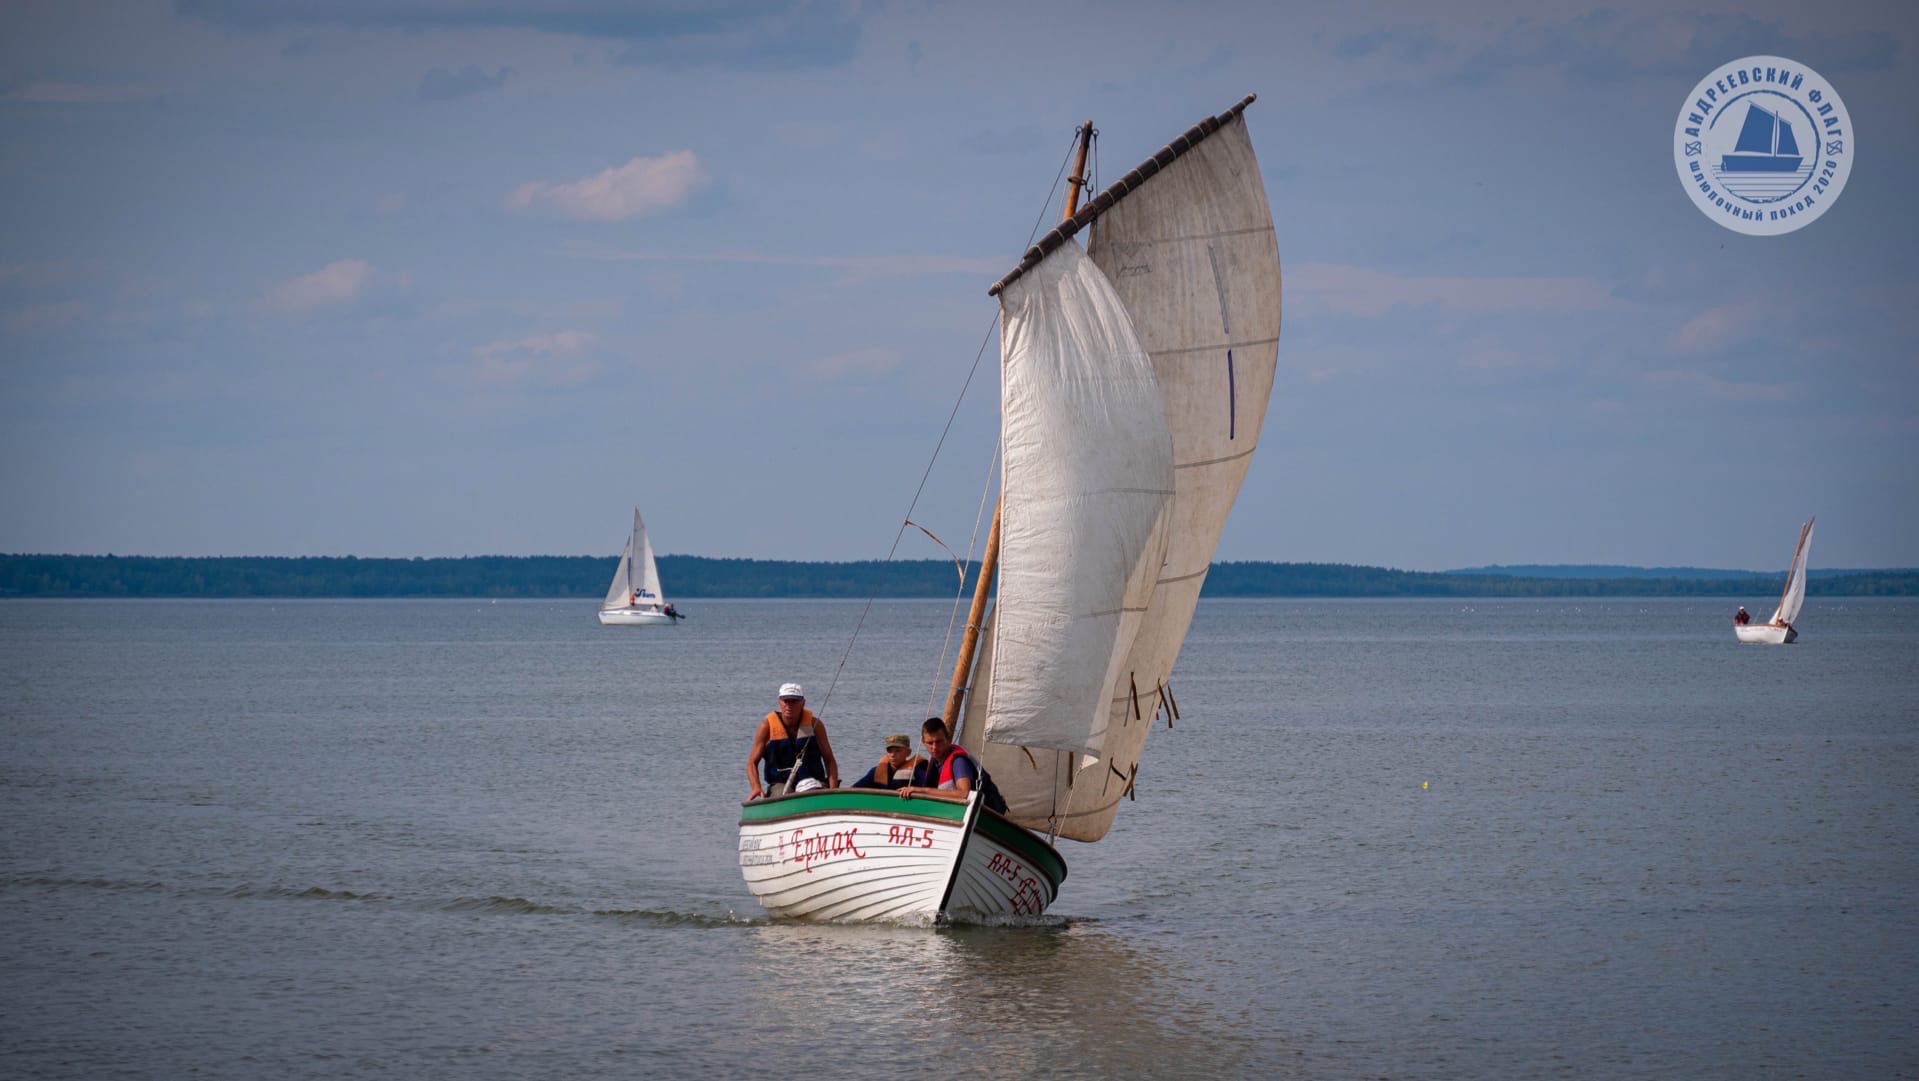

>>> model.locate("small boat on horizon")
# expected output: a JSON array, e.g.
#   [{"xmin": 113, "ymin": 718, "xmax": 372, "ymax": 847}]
[
  {"xmin": 1735, "ymin": 516, "xmax": 1814, "ymax": 644},
  {"xmin": 599, "ymin": 507, "xmax": 681, "ymax": 626}
]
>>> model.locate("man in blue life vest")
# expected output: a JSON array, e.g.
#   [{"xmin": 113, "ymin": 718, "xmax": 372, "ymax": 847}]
[
  {"xmin": 898, "ymin": 716, "xmax": 1006, "ymax": 813},
  {"xmin": 850, "ymin": 733, "xmax": 922, "ymax": 790},
  {"xmin": 747, "ymin": 682, "xmax": 840, "ymax": 800}
]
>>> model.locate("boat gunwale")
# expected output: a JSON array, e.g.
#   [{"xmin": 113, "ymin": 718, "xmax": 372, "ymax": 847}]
[
  {"xmin": 974, "ymin": 807, "xmax": 1068, "ymax": 885},
  {"xmin": 740, "ymin": 790, "xmax": 969, "ymax": 825},
  {"xmin": 738, "ymin": 791, "xmax": 1067, "ymax": 886}
]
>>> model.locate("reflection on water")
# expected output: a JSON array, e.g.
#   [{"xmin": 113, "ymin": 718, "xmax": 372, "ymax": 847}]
[{"xmin": 742, "ymin": 921, "xmax": 1276, "ymax": 1078}]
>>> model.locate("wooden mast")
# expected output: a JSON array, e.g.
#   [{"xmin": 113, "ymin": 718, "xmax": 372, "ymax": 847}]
[{"xmin": 943, "ymin": 120, "xmax": 1095, "ymax": 737}]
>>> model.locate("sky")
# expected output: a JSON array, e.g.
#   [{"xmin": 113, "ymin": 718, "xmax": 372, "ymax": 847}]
[{"xmin": 1, "ymin": 1, "xmax": 1915, "ymax": 572}]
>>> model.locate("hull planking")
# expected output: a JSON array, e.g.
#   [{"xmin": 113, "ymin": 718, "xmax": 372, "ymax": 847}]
[{"xmin": 738, "ymin": 789, "xmax": 1066, "ymax": 923}]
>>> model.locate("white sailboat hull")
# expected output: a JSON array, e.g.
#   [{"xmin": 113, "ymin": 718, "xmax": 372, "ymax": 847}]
[
  {"xmin": 598, "ymin": 607, "xmax": 676, "ymax": 626},
  {"xmin": 738, "ymin": 790, "xmax": 1065, "ymax": 923},
  {"xmin": 602, "ymin": 507, "xmax": 676, "ymax": 626},
  {"xmin": 1736, "ymin": 517, "xmax": 1814, "ymax": 644},
  {"xmin": 1734, "ymin": 622, "xmax": 1796, "ymax": 644}
]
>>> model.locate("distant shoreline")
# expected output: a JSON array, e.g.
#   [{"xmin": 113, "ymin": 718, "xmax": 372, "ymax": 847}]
[{"xmin": 3, "ymin": 554, "xmax": 1914, "ymax": 599}]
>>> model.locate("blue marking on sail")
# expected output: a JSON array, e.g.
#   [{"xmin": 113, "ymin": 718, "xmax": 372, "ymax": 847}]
[{"xmin": 1227, "ymin": 349, "xmax": 1236, "ymax": 440}]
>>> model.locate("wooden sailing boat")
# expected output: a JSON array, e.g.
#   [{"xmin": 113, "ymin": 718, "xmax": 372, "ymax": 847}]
[
  {"xmin": 1735, "ymin": 516, "xmax": 1814, "ymax": 644},
  {"xmin": 598, "ymin": 507, "xmax": 680, "ymax": 626},
  {"xmin": 738, "ymin": 94, "xmax": 1282, "ymax": 921}
]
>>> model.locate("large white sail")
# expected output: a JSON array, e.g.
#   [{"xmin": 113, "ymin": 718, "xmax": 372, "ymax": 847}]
[
  {"xmin": 981, "ymin": 241, "xmax": 1174, "ymax": 758},
  {"xmin": 970, "ymin": 107, "xmax": 1282, "ymax": 841},
  {"xmin": 602, "ymin": 507, "xmax": 667, "ymax": 611},
  {"xmin": 602, "ymin": 529, "xmax": 634, "ymax": 611},
  {"xmin": 1771, "ymin": 517, "xmax": 1814, "ymax": 625},
  {"xmin": 632, "ymin": 508, "xmax": 665, "ymax": 605}
]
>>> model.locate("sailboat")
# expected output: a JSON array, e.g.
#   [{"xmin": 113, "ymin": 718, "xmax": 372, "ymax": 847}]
[
  {"xmin": 1720, "ymin": 103, "xmax": 1803, "ymax": 173},
  {"xmin": 1735, "ymin": 516, "xmax": 1814, "ymax": 644},
  {"xmin": 738, "ymin": 94, "xmax": 1282, "ymax": 921},
  {"xmin": 598, "ymin": 507, "xmax": 680, "ymax": 626}
]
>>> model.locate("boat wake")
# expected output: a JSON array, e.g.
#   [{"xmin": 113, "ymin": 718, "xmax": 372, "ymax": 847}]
[
  {"xmin": 591, "ymin": 906, "xmax": 767, "ymax": 929},
  {"xmin": 442, "ymin": 894, "xmax": 575, "ymax": 915},
  {"xmin": 5, "ymin": 875, "xmax": 167, "ymax": 893},
  {"xmin": 3, "ymin": 876, "xmax": 765, "ymax": 929},
  {"xmin": 228, "ymin": 883, "xmax": 382, "ymax": 902}
]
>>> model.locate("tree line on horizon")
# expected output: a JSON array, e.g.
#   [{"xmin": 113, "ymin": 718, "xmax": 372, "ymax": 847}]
[{"xmin": 2, "ymin": 553, "xmax": 1914, "ymax": 599}]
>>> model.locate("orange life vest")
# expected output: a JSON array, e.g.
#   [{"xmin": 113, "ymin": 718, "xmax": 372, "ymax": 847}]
[
  {"xmin": 871, "ymin": 754, "xmax": 924, "ymax": 788},
  {"xmin": 761, "ymin": 709, "xmax": 823, "ymax": 787}
]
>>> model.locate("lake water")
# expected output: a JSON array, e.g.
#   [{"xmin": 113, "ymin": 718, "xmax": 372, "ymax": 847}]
[{"xmin": 2, "ymin": 597, "xmax": 1914, "ymax": 1079}]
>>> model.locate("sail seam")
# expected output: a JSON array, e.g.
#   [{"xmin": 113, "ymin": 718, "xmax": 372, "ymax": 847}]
[
  {"xmin": 1023, "ymin": 793, "xmax": 1129, "ymax": 822},
  {"xmin": 1116, "ymin": 224, "xmax": 1276, "ymax": 248},
  {"xmin": 1156, "ymin": 568, "xmax": 1209, "ymax": 585},
  {"xmin": 1150, "ymin": 334, "xmax": 1280, "ymax": 358},
  {"xmin": 1175, "ymin": 446, "xmax": 1257, "ymax": 469}
]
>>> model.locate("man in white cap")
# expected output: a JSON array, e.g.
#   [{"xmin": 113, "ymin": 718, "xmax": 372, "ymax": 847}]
[{"xmin": 746, "ymin": 681, "xmax": 840, "ymax": 799}]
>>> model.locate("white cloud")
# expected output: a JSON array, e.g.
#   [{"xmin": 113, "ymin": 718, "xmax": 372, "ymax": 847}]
[
  {"xmin": 1289, "ymin": 262, "xmax": 1621, "ymax": 318},
  {"xmin": 3, "ymin": 81, "xmax": 162, "ymax": 104},
  {"xmin": 3, "ymin": 300, "xmax": 88, "ymax": 336},
  {"xmin": 576, "ymin": 245, "xmax": 1000, "ymax": 277},
  {"xmin": 1669, "ymin": 302, "xmax": 1765, "ymax": 354},
  {"xmin": 1457, "ymin": 344, "xmax": 1544, "ymax": 371},
  {"xmin": 506, "ymin": 151, "xmax": 709, "ymax": 222},
  {"xmin": 471, "ymin": 330, "xmax": 597, "ymax": 386},
  {"xmin": 811, "ymin": 347, "xmax": 901, "ymax": 380},
  {"xmin": 261, "ymin": 260, "xmax": 375, "ymax": 312},
  {"xmin": 0, "ymin": 261, "xmax": 74, "ymax": 287},
  {"xmin": 1644, "ymin": 368, "xmax": 1795, "ymax": 403}
]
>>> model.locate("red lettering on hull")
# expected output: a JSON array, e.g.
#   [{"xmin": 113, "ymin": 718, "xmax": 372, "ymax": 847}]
[
  {"xmin": 987, "ymin": 851, "xmax": 1046, "ymax": 914},
  {"xmin": 783, "ymin": 826, "xmax": 867, "ymax": 873},
  {"xmin": 886, "ymin": 824, "xmax": 936, "ymax": 848}
]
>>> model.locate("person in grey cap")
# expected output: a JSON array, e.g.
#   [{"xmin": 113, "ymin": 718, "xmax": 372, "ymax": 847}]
[
  {"xmin": 746, "ymin": 682, "xmax": 839, "ymax": 799},
  {"xmin": 849, "ymin": 732, "xmax": 923, "ymax": 791}
]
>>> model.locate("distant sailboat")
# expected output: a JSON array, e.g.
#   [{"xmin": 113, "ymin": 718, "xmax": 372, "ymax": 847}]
[
  {"xmin": 1735, "ymin": 516, "xmax": 1814, "ymax": 644},
  {"xmin": 599, "ymin": 508, "xmax": 680, "ymax": 627},
  {"xmin": 1720, "ymin": 103, "xmax": 1803, "ymax": 173}
]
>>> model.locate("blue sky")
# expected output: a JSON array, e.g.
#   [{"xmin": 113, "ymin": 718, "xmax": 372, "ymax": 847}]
[{"xmin": 2, "ymin": 0, "xmax": 1914, "ymax": 571}]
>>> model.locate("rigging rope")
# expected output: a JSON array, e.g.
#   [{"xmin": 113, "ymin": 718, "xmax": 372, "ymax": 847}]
[
  {"xmin": 816, "ymin": 130, "xmax": 1083, "ymax": 714},
  {"xmin": 927, "ymin": 439, "xmax": 1000, "ymax": 719}
]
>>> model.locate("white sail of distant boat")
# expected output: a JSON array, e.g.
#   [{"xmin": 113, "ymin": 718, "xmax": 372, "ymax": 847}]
[
  {"xmin": 599, "ymin": 507, "xmax": 679, "ymax": 626},
  {"xmin": 739, "ymin": 95, "xmax": 1282, "ymax": 922},
  {"xmin": 1735, "ymin": 516, "xmax": 1813, "ymax": 644}
]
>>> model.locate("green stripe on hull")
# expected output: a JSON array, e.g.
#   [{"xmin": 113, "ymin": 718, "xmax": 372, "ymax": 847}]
[
  {"xmin": 740, "ymin": 791, "xmax": 1069, "ymax": 890},
  {"xmin": 977, "ymin": 811, "xmax": 1068, "ymax": 886},
  {"xmin": 739, "ymin": 790, "xmax": 969, "ymax": 825}
]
